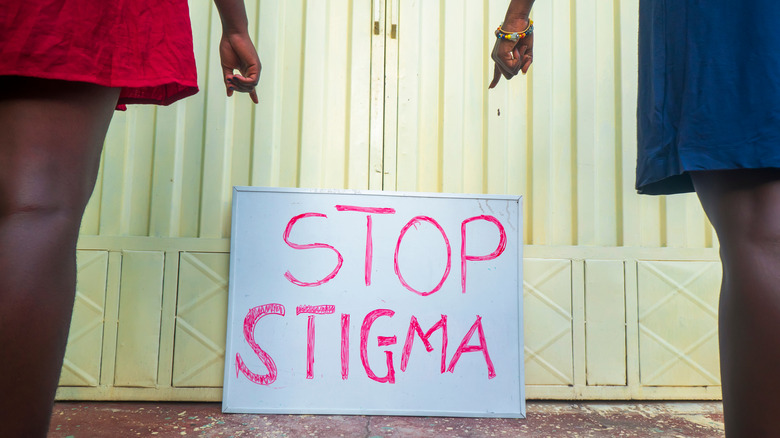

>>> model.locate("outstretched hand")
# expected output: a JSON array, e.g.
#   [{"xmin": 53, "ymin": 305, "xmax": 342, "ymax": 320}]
[
  {"xmin": 219, "ymin": 32, "xmax": 261, "ymax": 103},
  {"xmin": 488, "ymin": 18, "xmax": 533, "ymax": 89}
]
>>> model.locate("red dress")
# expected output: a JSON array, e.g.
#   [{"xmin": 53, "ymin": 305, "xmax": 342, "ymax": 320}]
[{"xmin": 0, "ymin": 0, "xmax": 199, "ymax": 110}]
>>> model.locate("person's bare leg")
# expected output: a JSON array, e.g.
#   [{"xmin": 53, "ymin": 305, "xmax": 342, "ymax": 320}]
[
  {"xmin": 692, "ymin": 168, "xmax": 780, "ymax": 437},
  {"xmin": 0, "ymin": 77, "xmax": 119, "ymax": 437}
]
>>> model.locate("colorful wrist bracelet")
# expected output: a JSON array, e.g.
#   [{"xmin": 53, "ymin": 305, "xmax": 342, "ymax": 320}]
[{"xmin": 495, "ymin": 20, "xmax": 533, "ymax": 41}]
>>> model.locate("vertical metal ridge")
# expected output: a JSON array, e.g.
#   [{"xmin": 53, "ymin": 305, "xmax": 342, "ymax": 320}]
[
  {"xmin": 295, "ymin": 0, "xmax": 309, "ymax": 188},
  {"xmin": 613, "ymin": 0, "xmax": 624, "ymax": 246},
  {"xmin": 458, "ymin": 0, "xmax": 469, "ymax": 193},
  {"xmin": 194, "ymin": 2, "xmax": 215, "ymax": 238},
  {"xmin": 145, "ymin": 106, "xmax": 159, "ymax": 237},
  {"xmin": 481, "ymin": 0, "xmax": 490, "ymax": 194},
  {"xmin": 380, "ymin": 0, "xmax": 392, "ymax": 190},
  {"xmin": 247, "ymin": 97, "xmax": 257, "ymax": 188},
  {"xmin": 120, "ymin": 113, "xmax": 135, "ymax": 235},
  {"xmin": 220, "ymin": 99, "xmax": 235, "ymax": 238},
  {"xmin": 85, "ymin": 138, "xmax": 107, "ymax": 235},
  {"xmin": 389, "ymin": 0, "xmax": 401, "ymax": 191},
  {"xmin": 436, "ymin": 0, "xmax": 445, "ymax": 193},
  {"xmin": 525, "ymin": 64, "xmax": 534, "ymax": 245},
  {"xmin": 416, "ymin": 2, "xmax": 425, "ymax": 192},
  {"xmin": 247, "ymin": 0, "xmax": 261, "ymax": 187},
  {"xmin": 367, "ymin": 0, "xmax": 386, "ymax": 190},
  {"xmin": 343, "ymin": 0, "xmax": 355, "ymax": 189},
  {"xmin": 321, "ymin": 0, "xmax": 331, "ymax": 188},
  {"xmin": 171, "ymin": 105, "xmax": 188, "ymax": 237},
  {"xmin": 659, "ymin": 196, "xmax": 668, "ymax": 247},
  {"xmin": 569, "ymin": 0, "xmax": 580, "ymax": 246}
]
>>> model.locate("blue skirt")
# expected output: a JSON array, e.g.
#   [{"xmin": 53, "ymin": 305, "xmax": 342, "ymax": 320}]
[{"xmin": 636, "ymin": 1, "xmax": 780, "ymax": 194}]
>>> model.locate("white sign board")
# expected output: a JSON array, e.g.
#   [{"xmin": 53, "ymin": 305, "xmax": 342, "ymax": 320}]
[{"xmin": 223, "ymin": 187, "xmax": 524, "ymax": 418}]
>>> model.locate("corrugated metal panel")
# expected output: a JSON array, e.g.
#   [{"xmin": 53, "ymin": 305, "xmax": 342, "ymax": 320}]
[
  {"xmin": 83, "ymin": 0, "xmax": 714, "ymax": 248},
  {"xmin": 81, "ymin": 0, "xmax": 713, "ymax": 247},
  {"xmin": 389, "ymin": 0, "xmax": 714, "ymax": 248}
]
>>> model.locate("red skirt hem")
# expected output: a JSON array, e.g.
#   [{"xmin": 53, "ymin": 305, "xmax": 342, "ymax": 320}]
[{"xmin": 0, "ymin": 71, "xmax": 198, "ymax": 111}]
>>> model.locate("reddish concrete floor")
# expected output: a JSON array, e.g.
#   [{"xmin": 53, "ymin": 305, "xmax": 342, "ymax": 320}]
[{"xmin": 47, "ymin": 401, "xmax": 724, "ymax": 438}]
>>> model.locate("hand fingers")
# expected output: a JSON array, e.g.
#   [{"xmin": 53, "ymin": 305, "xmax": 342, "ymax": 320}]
[
  {"xmin": 499, "ymin": 60, "xmax": 520, "ymax": 79},
  {"xmin": 225, "ymin": 77, "xmax": 243, "ymax": 98},
  {"xmin": 229, "ymin": 74, "xmax": 258, "ymax": 90},
  {"xmin": 491, "ymin": 40, "xmax": 523, "ymax": 81},
  {"xmin": 233, "ymin": 62, "xmax": 261, "ymax": 85},
  {"xmin": 489, "ymin": 33, "xmax": 535, "ymax": 89},
  {"xmin": 521, "ymin": 44, "xmax": 534, "ymax": 74},
  {"xmin": 226, "ymin": 85, "xmax": 259, "ymax": 103},
  {"xmin": 521, "ymin": 56, "xmax": 533, "ymax": 75},
  {"xmin": 222, "ymin": 63, "xmax": 236, "ymax": 97},
  {"xmin": 515, "ymin": 37, "xmax": 534, "ymax": 75},
  {"xmin": 225, "ymin": 75, "xmax": 259, "ymax": 103},
  {"xmin": 219, "ymin": 34, "xmax": 261, "ymax": 103},
  {"xmin": 221, "ymin": 63, "xmax": 234, "ymax": 85},
  {"xmin": 492, "ymin": 42, "xmax": 514, "ymax": 67},
  {"xmin": 243, "ymin": 61, "xmax": 262, "ymax": 85},
  {"xmin": 489, "ymin": 63, "xmax": 502, "ymax": 89},
  {"xmin": 501, "ymin": 65, "xmax": 516, "ymax": 79}
]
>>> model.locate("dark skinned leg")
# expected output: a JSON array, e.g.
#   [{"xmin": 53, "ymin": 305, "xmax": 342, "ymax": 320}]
[
  {"xmin": 0, "ymin": 76, "xmax": 119, "ymax": 437},
  {"xmin": 691, "ymin": 168, "xmax": 780, "ymax": 437}
]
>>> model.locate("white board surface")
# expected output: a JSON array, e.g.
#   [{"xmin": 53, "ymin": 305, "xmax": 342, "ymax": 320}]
[{"xmin": 223, "ymin": 187, "xmax": 524, "ymax": 418}]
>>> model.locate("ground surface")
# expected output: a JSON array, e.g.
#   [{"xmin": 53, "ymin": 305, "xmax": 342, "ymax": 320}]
[{"xmin": 47, "ymin": 401, "xmax": 724, "ymax": 437}]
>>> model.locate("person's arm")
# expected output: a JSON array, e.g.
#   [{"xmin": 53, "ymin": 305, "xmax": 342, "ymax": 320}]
[
  {"xmin": 504, "ymin": 0, "xmax": 534, "ymax": 26},
  {"xmin": 213, "ymin": 0, "xmax": 261, "ymax": 103},
  {"xmin": 489, "ymin": 0, "xmax": 535, "ymax": 89}
]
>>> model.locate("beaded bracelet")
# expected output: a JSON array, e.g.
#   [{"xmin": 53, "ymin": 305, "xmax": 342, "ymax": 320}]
[{"xmin": 495, "ymin": 20, "xmax": 534, "ymax": 41}]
